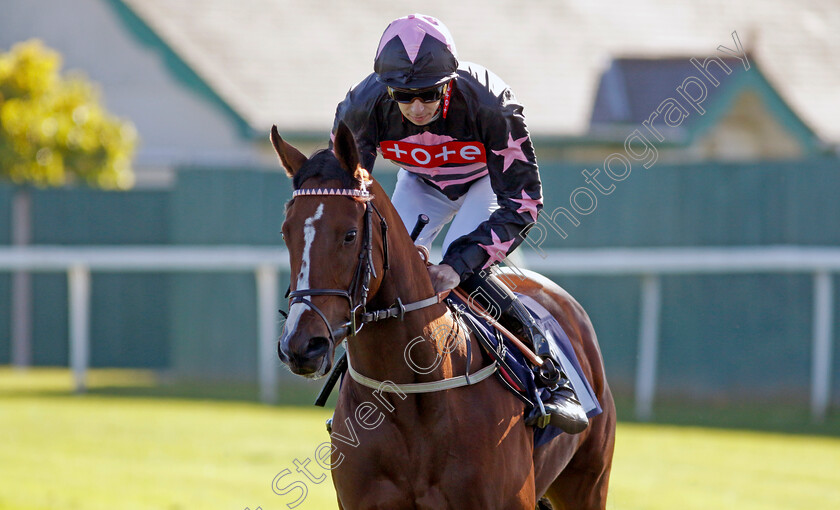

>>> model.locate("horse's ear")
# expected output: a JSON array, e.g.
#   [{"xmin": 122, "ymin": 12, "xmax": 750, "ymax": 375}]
[
  {"xmin": 270, "ymin": 125, "xmax": 307, "ymax": 177},
  {"xmin": 333, "ymin": 121, "xmax": 362, "ymax": 176}
]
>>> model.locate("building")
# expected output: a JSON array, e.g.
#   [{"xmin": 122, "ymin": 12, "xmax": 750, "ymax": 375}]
[{"xmin": 558, "ymin": 56, "xmax": 823, "ymax": 163}]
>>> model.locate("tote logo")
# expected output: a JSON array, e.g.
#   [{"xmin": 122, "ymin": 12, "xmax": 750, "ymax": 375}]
[{"xmin": 380, "ymin": 140, "xmax": 487, "ymax": 168}]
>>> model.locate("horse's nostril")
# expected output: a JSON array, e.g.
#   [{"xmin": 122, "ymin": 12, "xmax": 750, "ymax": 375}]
[
  {"xmin": 277, "ymin": 339, "xmax": 289, "ymax": 362},
  {"xmin": 305, "ymin": 337, "xmax": 330, "ymax": 359}
]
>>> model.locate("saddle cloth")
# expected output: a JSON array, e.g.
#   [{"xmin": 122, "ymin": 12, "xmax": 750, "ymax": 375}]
[{"xmin": 447, "ymin": 293, "xmax": 603, "ymax": 447}]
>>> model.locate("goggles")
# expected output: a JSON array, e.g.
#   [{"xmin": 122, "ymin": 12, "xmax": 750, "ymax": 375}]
[{"xmin": 387, "ymin": 83, "xmax": 448, "ymax": 104}]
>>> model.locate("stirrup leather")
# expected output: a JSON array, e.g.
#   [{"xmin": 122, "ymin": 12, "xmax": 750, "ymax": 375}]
[{"xmin": 504, "ymin": 297, "xmax": 562, "ymax": 387}]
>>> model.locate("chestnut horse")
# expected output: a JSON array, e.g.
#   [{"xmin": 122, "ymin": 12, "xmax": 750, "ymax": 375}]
[{"xmin": 274, "ymin": 122, "xmax": 615, "ymax": 510}]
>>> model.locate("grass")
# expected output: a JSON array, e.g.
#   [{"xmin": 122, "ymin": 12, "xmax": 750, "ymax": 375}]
[
  {"xmin": 610, "ymin": 424, "xmax": 840, "ymax": 510},
  {"xmin": 0, "ymin": 368, "xmax": 337, "ymax": 510},
  {"xmin": 1, "ymin": 368, "xmax": 839, "ymax": 509}
]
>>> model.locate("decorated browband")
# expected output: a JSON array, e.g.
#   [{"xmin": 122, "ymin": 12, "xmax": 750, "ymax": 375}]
[{"xmin": 292, "ymin": 188, "xmax": 370, "ymax": 198}]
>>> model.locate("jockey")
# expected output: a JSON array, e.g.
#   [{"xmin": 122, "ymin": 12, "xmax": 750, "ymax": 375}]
[{"xmin": 330, "ymin": 14, "xmax": 588, "ymax": 434}]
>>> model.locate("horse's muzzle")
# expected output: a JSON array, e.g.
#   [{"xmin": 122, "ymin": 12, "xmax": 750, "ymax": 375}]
[{"xmin": 278, "ymin": 332, "xmax": 332, "ymax": 378}]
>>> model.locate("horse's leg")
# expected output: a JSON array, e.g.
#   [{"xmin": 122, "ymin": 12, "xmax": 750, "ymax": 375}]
[
  {"xmin": 503, "ymin": 269, "xmax": 615, "ymax": 509},
  {"xmin": 544, "ymin": 387, "xmax": 616, "ymax": 510},
  {"xmin": 545, "ymin": 465, "xmax": 611, "ymax": 510}
]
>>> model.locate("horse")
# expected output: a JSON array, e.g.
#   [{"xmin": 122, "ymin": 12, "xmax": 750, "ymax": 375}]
[{"xmin": 274, "ymin": 121, "xmax": 616, "ymax": 510}]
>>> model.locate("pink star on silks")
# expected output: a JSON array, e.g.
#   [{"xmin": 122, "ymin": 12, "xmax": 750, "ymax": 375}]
[
  {"xmin": 478, "ymin": 229, "xmax": 517, "ymax": 269},
  {"xmin": 491, "ymin": 133, "xmax": 529, "ymax": 172},
  {"xmin": 510, "ymin": 189, "xmax": 542, "ymax": 222},
  {"xmin": 375, "ymin": 15, "xmax": 454, "ymax": 63}
]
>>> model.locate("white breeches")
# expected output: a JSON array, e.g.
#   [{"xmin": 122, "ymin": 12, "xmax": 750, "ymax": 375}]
[{"xmin": 391, "ymin": 169, "xmax": 499, "ymax": 255}]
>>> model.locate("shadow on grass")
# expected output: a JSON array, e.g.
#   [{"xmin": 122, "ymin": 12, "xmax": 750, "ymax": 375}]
[
  {"xmin": 0, "ymin": 367, "xmax": 336, "ymax": 408},
  {"xmin": 613, "ymin": 392, "xmax": 840, "ymax": 438},
  {"xmin": 87, "ymin": 381, "xmax": 330, "ymax": 407},
  {"xmin": 4, "ymin": 368, "xmax": 838, "ymax": 437}
]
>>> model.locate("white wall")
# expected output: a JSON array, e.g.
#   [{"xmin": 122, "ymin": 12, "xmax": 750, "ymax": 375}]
[{"xmin": 0, "ymin": 0, "xmax": 264, "ymax": 186}]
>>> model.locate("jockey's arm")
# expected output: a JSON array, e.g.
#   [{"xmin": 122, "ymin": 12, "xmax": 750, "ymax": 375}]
[{"xmin": 440, "ymin": 96, "xmax": 543, "ymax": 282}]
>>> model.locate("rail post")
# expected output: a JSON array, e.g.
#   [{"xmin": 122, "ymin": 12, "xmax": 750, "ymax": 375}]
[
  {"xmin": 68, "ymin": 265, "xmax": 91, "ymax": 393},
  {"xmin": 635, "ymin": 274, "xmax": 662, "ymax": 421},
  {"xmin": 256, "ymin": 264, "xmax": 279, "ymax": 404},
  {"xmin": 811, "ymin": 271, "xmax": 834, "ymax": 422}
]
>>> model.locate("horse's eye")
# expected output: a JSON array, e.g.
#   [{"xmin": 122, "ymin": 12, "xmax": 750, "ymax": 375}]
[{"xmin": 344, "ymin": 229, "xmax": 358, "ymax": 244}]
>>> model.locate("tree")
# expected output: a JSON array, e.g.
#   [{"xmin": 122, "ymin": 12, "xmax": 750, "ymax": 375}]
[
  {"xmin": 0, "ymin": 39, "xmax": 136, "ymax": 188},
  {"xmin": 1, "ymin": 39, "xmax": 138, "ymax": 366}
]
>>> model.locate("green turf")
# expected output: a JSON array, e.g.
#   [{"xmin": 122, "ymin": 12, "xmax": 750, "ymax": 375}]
[
  {"xmin": 610, "ymin": 424, "xmax": 840, "ymax": 510},
  {"xmin": 0, "ymin": 368, "xmax": 337, "ymax": 510},
  {"xmin": 1, "ymin": 368, "xmax": 839, "ymax": 509}
]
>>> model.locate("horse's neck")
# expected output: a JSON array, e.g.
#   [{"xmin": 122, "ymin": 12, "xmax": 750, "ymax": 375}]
[{"xmin": 345, "ymin": 197, "xmax": 472, "ymax": 387}]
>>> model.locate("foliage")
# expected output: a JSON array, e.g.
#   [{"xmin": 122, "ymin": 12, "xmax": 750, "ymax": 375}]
[{"xmin": 0, "ymin": 39, "xmax": 136, "ymax": 189}]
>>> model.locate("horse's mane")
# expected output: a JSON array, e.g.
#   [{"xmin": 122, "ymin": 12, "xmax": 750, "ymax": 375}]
[{"xmin": 292, "ymin": 149, "xmax": 360, "ymax": 190}]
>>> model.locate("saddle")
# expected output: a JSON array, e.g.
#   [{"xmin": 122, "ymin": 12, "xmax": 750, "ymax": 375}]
[
  {"xmin": 314, "ymin": 290, "xmax": 602, "ymax": 446},
  {"xmin": 445, "ymin": 293, "xmax": 602, "ymax": 447}
]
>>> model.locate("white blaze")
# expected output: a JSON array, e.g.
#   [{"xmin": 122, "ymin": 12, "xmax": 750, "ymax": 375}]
[{"xmin": 284, "ymin": 203, "xmax": 324, "ymax": 333}]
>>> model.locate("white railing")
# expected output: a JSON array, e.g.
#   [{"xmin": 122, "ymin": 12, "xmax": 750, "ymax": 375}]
[
  {"xmin": 522, "ymin": 246, "xmax": 838, "ymax": 422},
  {"xmin": 1, "ymin": 245, "xmax": 836, "ymax": 421},
  {"xmin": 0, "ymin": 246, "xmax": 289, "ymax": 404}
]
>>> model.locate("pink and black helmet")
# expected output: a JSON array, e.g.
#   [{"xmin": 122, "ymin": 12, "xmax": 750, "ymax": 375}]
[{"xmin": 374, "ymin": 14, "xmax": 459, "ymax": 90}]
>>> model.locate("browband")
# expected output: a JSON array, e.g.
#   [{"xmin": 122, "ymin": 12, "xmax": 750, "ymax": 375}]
[{"xmin": 292, "ymin": 188, "xmax": 371, "ymax": 199}]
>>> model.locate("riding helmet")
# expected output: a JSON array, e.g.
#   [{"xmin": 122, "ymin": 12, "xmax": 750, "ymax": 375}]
[{"xmin": 374, "ymin": 14, "xmax": 459, "ymax": 90}]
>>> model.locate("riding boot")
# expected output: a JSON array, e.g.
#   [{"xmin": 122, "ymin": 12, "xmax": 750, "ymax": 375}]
[
  {"xmin": 500, "ymin": 294, "xmax": 589, "ymax": 435},
  {"xmin": 462, "ymin": 271, "xmax": 589, "ymax": 434}
]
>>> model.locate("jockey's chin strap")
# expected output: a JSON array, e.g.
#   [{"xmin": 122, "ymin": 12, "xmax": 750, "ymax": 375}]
[{"xmin": 285, "ymin": 186, "xmax": 446, "ymax": 347}]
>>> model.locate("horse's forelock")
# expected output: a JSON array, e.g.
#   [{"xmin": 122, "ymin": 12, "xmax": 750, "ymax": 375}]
[{"xmin": 292, "ymin": 149, "xmax": 360, "ymax": 191}]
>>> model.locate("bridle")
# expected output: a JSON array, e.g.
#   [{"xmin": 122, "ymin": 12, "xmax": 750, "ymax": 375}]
[
  {"xmin": 285, "ymin": 185, "xmax": 500, "ymax": 398},
  {"xmin": 283, "ymin": 186, "xmax": 443, "ymax": 346}
]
